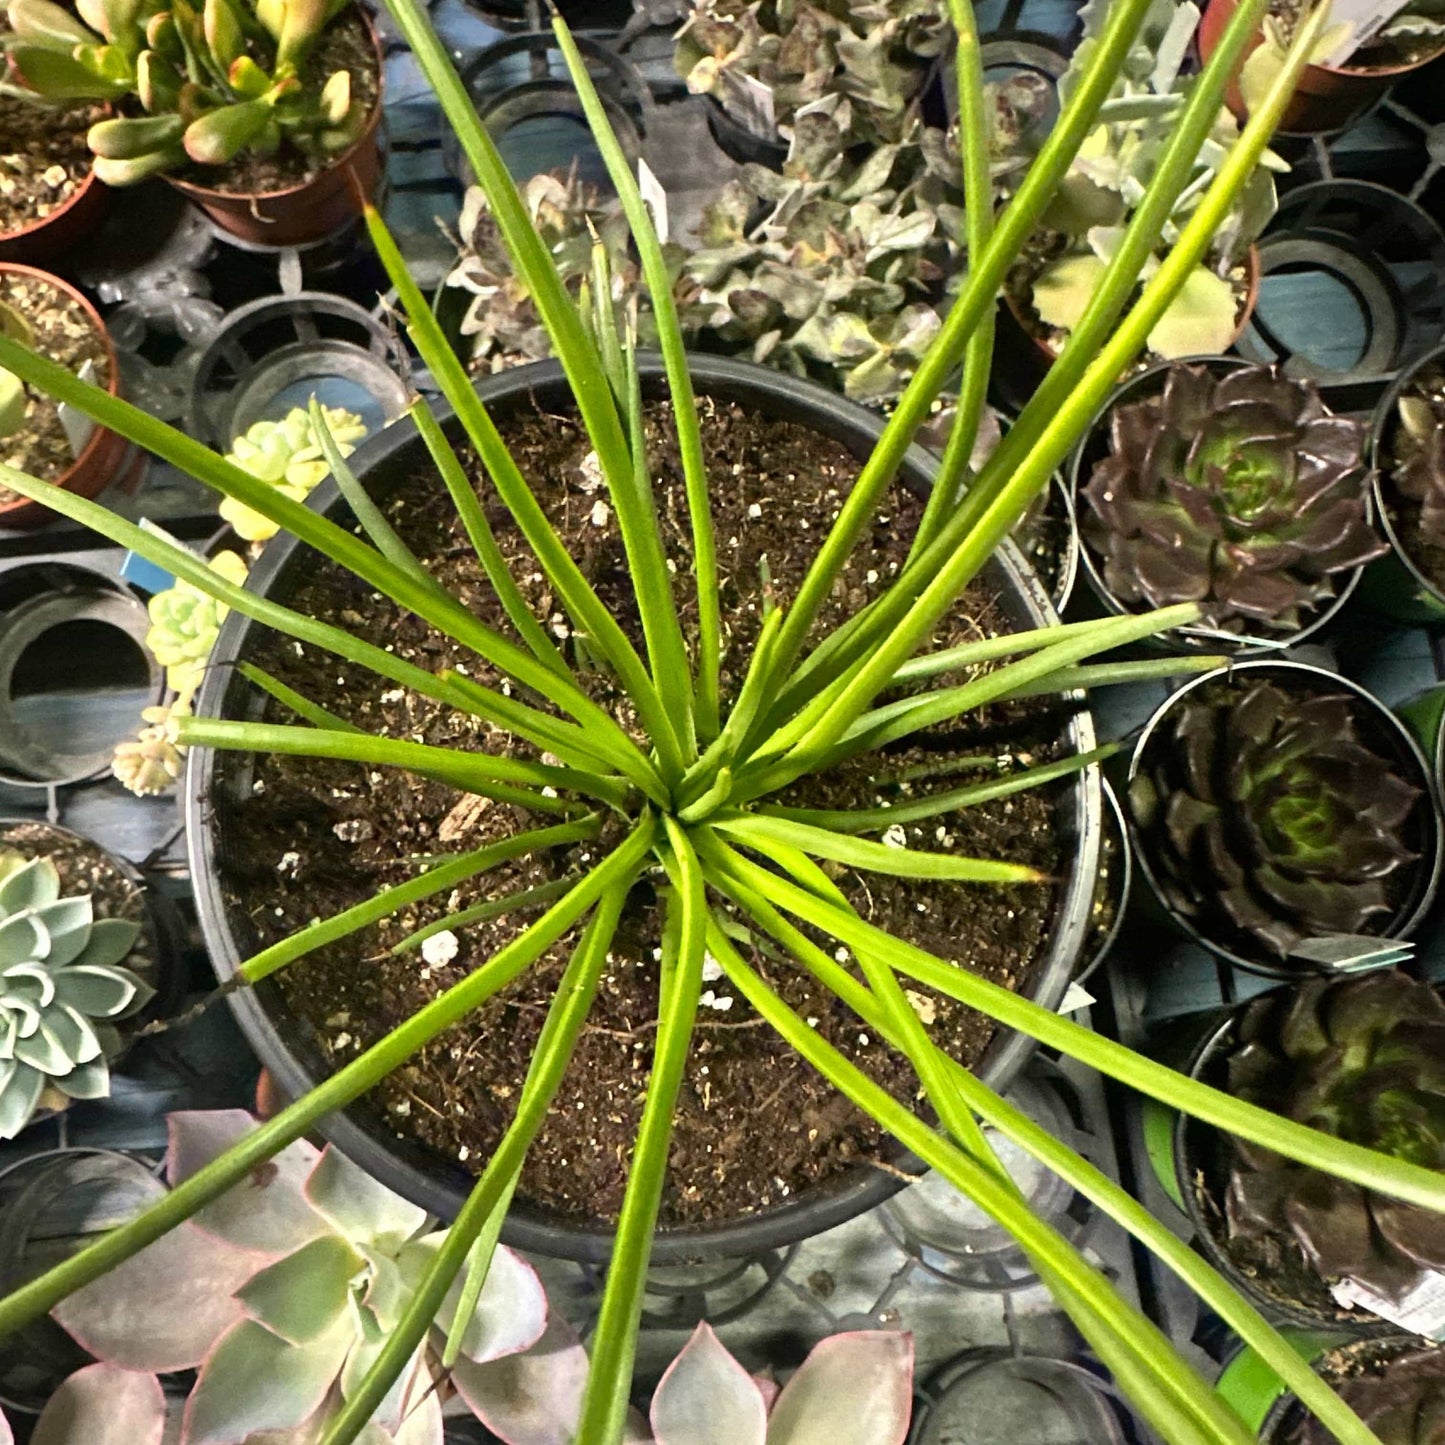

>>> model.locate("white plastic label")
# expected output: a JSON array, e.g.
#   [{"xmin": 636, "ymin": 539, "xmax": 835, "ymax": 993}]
[
  {"xmin": 1058, "ymin": 981, "xmax": 1096, "ymax": 1015},
  {"xmin": 1322, "ymin": 0, "xmax": 1414, "ymax": 65},
  {"xmin": 729, "ymin": 73, "xmax": 778, "ymax": 139},
  {"xmin": 1332, "ymin": 1271, "xmax": 1445, "ymax": 1338},
  {"xmin": 638, "ymin": 158, "xmax": 669, "ymax": 245}
]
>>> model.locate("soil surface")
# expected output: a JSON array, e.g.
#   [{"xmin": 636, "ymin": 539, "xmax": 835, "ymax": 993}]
[
  {"xmin": 0, "ymin": 271, "xmax": 109, "ymax": 497},
  {"xmin": 171, "ymin": 7, "xmax": 380, "ymax": 196},
  {"xmin": 1274, "ymin": 1338, "xmax": 1431, "ymax": 1443},
  {"xmin": 215, "ymin": 396, "xmax": 1082, "ymax": 1229},
  {"xmin": 1383, "ymin": 364, "xmax": 1445, "ymax": 597},
  {"xmin": 0, "ymin": 93, "xmax": 101, "ymax": 237},
  {"xmin": 1271, "ymin": 0, "xmax": 1445, "ymax": 70}
]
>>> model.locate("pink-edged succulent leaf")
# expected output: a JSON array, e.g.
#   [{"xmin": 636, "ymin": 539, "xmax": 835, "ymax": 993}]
[
  {"xmin": 754, "ymin": 1375, "xmax": 780, "ymax": 1412},
  {"xmin": 236, "ymin": 1234, "xmax": 367, "ymax": 1346},
  {"xmin": 32, "ymin": 1363, "xmax": 166, "ymax": 1445},
  {"xmin": 182, "ymin": 1316, "xmax": 353, "ymax": 1445},
  {"xmin": 167, "ymin": 1111, "xmax": 327, "ymax": 1256},
  {"xmin": 303, "ymin": 1146, "xmax": 428, "ymax": 1252},
  {"xmin": 650, "ymin": 1324, "xmax": 769, "ymax": 1445},
  {"xmin": 339, "ymin": 1338, "xmax": 428, "ymax": 1436},
  {"xmin": 52, "ymin": 1220, "xmax": 260, "ymax": 1371},
  {"xmin": 0, "ymin": 1404, "xmax": 9, "ymax": 1445},
  {"xmin": 396, "ymin": 1235, "xmax": 546, "ymax": 1363},
  {"xmin": 765, "ymin": 1332, "xmax": 914, "ymax": 1445},
  {"xmin": 450, "ymin": 1313, "xmax": 590, "ymax": 1445},
  {"xmin": 244, "ymin": 1388, "xmax": 391, "ymax": 1445},
  {"xmin": 388, "ymin": 1366, "xmax": 444, "ymax": 1445}
]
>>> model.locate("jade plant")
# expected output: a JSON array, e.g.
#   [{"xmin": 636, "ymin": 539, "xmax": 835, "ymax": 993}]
[
  {"xmin": 1293, "ymin": 1346, "xmax": 1445, "ymax": 1445},
  {"xmin": 1129, "ymin": 679, "xmax": 1422, "ymax": 960},
  {"xmin": 1080, "ymin": 363, "xmax": 1383, "ymax": 634},
  {"xmin": 0, "ymin": 849, "xmax": 151, "ymax": 1138},
  {"xmin": 1221, "ymin": 973, "xmax": 1445, "ymax": 1309},
  {"xmin": 0, "ymin": 2, "xmax": 1433, "ymax": 1445},
  {"xmin": 1, "ymin": 0, "xmax": 370, "ymax": 185},
  {"xmin": 43, "ymin": 1109, "xmax": 550, "ymax": 1445},
  {"xmin": 1008, "ymin": 0, "xmax": 1284, "ymax": 358},
  {"xmin": 674, "ymin": 0, "xmax": 946, "ymax": 148},
  {"xmin": 1390, "ymin": 374, "xmax": 1445, "ymax": 551}
]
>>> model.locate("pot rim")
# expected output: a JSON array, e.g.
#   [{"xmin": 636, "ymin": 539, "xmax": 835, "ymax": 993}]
[
  {"xmin": 0, "ymin": 262, "xmax": 119, "ymax": 520},
  {"xmin": 1368, "ymin": 336, "xmax": 1445, "ymax": 614},
  {"xmin": 1069, "ymin": 353, "xmax": 1371, "ymax": 653},
  {"xmin": 1127, "ymin": 658, "xmax": 1445, "ymax": 980},
  {"xmin": 164, "ymin": 4, "xmax": 384, "ymax": 208},
  {"xmin": 186, "ymin": 352, "xmax": 1104, "ymax": 1263},
  {"xmin": 0, "ymin": 151, "xmax": 105, "ymax": 250}
]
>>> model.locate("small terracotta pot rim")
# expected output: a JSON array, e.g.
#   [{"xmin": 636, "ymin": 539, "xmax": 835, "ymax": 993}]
[
  {"xmin": 165, "ymin": 7, "xmax": 384, "ymax": 210},
  {"xmin": 0, "ymin": 157, "xmax": 105, "ymax": 249},
  {"xmin": 0, "ymin": 261, "xmax": 120, "ymax": 519},
  {"xmin": 1204, "ymin": 0, "xmax": 1445, "ymax": 79}
]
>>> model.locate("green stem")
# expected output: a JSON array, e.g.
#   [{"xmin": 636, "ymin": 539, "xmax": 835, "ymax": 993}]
[
  {"xmin": 994, "ymin": 655, "xmax": 1227, "ymax": 702},
  {"xmin": 236, "ymin": 663, "xmax": 362, "ymax": 733},
  {"xmin": 390, "ymin": 877, "xmax": 579, "ymax": 955}
]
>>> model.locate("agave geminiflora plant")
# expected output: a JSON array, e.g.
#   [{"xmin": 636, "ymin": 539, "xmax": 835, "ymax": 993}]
[{"xmin": 0, "ymin": 1, "xmax": 1434, "ymax": 1444}]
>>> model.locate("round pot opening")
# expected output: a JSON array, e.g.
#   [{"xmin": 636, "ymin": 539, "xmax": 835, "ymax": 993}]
[
  {"xmin": 188, "ymin": 354, "xmax": 1103, "ymax": 1263},
  {"xmin": 1127, "ymin": 659, "xmax": 1444, "ymax": 979},
  {"xmin": 1070, "ymin": 355, "xmax": 1374, "ymax": 653}
]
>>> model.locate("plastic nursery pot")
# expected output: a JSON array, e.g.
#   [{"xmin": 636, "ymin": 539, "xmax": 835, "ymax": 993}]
[
  {"xmin": 0, "ymin": 264, "xmax": 126, "ymax": 531},
  {"xmin": 702, "ymin": 93, "xmax": 791, "ymax": 170},
  {"xmin": 1217, "ymin": 1332, "xmax": 1439, "ymax": 1440},
  {"xmin": 186, "ymin": 352, "xmax": 1106, "ymax": 1265},
  {"xmin": 165, "ymin": 8, "xmax": 384, "ymax": 249},
  {"xmin": 995, "ymin": 248, "xmax": 1262, "ymax": 402},
  {"xmin": 1073, "ymin": 776, "xmax": 1132, "ymax": 986},
  {"xmin": 0, "ymin": 1148, "xmax": 166, "ymax": 1413},
  {"xmin": 1068, "ymin": 354, "xmax": 1371, "ymax": 653},
  {"xmin": 1126, "ymin": 658, "xmax": 1444, "ymax": 980},
  {"xmin": 1167, "ymin": 999, "xmax": 1402, "ymax": 1334},
  {"xmin": 1362, "ymin": 338, "xmax": 1445, "ymax": 624},
  {"xmin": 1198, "ymin": 0, "xmax": 1445, "ymax": 135}
]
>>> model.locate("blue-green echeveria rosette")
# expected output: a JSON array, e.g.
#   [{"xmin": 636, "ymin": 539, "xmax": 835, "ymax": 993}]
[
  {"xmin": 1082, "ymin": 364, "xmax": 1384, "ymax": 634},
  {"xmin": 1220, "ymin": 973, "xmax": 1445, "ymax": 1319},
  {"xmin": 1130, "ymin": 679, "xmax": 1423, "ymax": 961}
]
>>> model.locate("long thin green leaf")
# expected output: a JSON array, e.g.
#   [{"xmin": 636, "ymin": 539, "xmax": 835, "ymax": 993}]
[
  {"xmin": 0, "ymin": 821, "xmax": 657, "ymax": 1340},
  {"xmin": 761, "ymin": 743, "xmax": 1120, "ymax": 832},
  {"xmin": 175, "ymin": 718, "xmax": 626, "ymax": 812},
  {"xmin": 391, "ymin": 877, "xmax": 579, "ymax": 955},
  {"xmin": 995, "ymin": 655, "xmax": 1227, "ymax": 702},
  {"xmin": 240, "ymin": 818, "xmax": 600, "ymax": 983},
  {"xmin": 317, "ymin": 891, "xmax": 627, "ymax": 1445},
  {"xmin": 407, "ymin": 396, "xmax": 571, "ymax": 682},
  {"xmin": 714, "ymin": 811, "xmax": 1044, "ymax": 883},
  {"xmin": 719, "ymin": 848, "xmax": 1445, "ymax": 1214},
  {"xmin": 236, "ymin": 663, "xmax": 363, "ymax": 733},
  {"xmin": 575, "ymin": 816, "xmax": 706, "ymax": 1445},
  {"xmin": 553, "ymin": 16, "xmax": 721, "ymax": 739}
]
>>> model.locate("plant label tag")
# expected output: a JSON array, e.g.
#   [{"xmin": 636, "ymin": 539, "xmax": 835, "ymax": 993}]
[
  {"xmin": 56, "ymin": 358, "xmax": 98, "ymax": 459},
  {"xmin": 1150, "ymin": 0, "xmax": 1201, "ymax": 92},
  {"xmin": 637, "ymin": 158, "xmax": 669, "ymax": 245},
  {"xmin": 1058, "ymin": 981, "xmax": 1096, "ymax": 1014},
  {"xmin": 1321, "ymin": 0, "xmax": 1414, "ymax": 65},
  {"xmin": 1332, "ymin": 1272, "xmax": 1445, "ymax": 1338},
  {"xmin": 729, "ymin": 72, "xmax": 778, "ymax": 139},
  {"xmin": 1285, "ymin": 934, "xmax": 1415, "ymax": 971},
  {"xmin": 121, "ymin": 518, "xmax": 199, "ymax": 595}
]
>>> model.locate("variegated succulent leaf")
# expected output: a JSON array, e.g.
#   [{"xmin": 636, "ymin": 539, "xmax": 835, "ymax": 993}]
[
  {"xmin": 1080, "ymin": 363, "xmax": 1383, "ymax": 633},
  {"xmin": 0, "ymin": 849, "xmax": 148, "ymax": 1139},
  {"xmin": 1129, "ymin": 681, "xmax": 1421, "ymax": 960},
  {"xmin": 1222, "ymin": 974, "xmax": 1445, "ymax": 1309},
  {"xmin": 144, "ymin": 548, "xmax": 249, "ymax": 696}
]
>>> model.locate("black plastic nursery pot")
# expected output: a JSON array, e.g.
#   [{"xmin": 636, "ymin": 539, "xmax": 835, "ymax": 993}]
[
  {"xmin": 187, "ymin": 353, "xmax": 1105, "ymax": 1264},
  {"xmin": 1363, "ymin": 338, "xmax": 1445, "ymax": 624},
  {"xmin": 1164, "ymin": 997, "xmax": 1403, "ymax": 1335},
  {"xmin": 1069, "ymin": 355, "xmax": 1373, "ymax": 654},
  {"xmin": 1127, "ymin": 659, "xmax": 1443, "ymax": 980}
]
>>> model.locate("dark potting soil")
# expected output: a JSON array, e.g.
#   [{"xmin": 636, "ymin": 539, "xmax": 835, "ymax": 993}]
[
  {"xmin": 0, "ymin": 93, "xmax": 101, "ymax": 237},
  {"xmin": 1384, "ymin": 365, "xmax": 1445, "ymax": 598},
  {"xmin": 1273, "ymin": 1338, "xmax": 1438, "ymax": 1444},
  {"xmin": 171, "ymin": 8, "xmax": 380, "ymax": 196},
  {"xmin": 216, "ymin": 397, "xmax": 1077, "ymax": 1228},
  {"xmin": 0, "ymin": 272, "xmax": 109, "ymax": 495}
]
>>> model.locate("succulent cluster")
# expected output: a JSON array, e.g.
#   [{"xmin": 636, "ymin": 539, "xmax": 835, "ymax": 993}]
[
  {"xmin": 1390, "ymin": 372, "xmax": 1445, "ymax": 553},
  {"xmin": 0, "ymin": 850, "xmax": 150, "ymax": 1138},
  {"xmin": 1222, "ymin": 973, "xmax": 1445, "ymax": 1309},
  {"xmin": 1, "ymin": 0, "xmax": 371, "ymax": 184},
  {"xmin": 0, "ymin": 300, "xmax": 34, "ymax": 441},
  {"xmin": 674, "ymin": 0, "xmax": 946, "ymax": 148},
  {"xmin": 679, "ymin": 109, "xmax": 963, "ymax": 402},
  {"xmin": 1006, "ymin": 0, "xmax": 1282, "ymax": 357},
  {"xmin": 1130, "ymin": 679, "xmax": 1422, "ymax": 959},
  {"xmin": 49, "ymin": 1109, "xmax": 552, "ymax": 1445},
  {"xmin": 1081, "ymin": 364, "xmax": 1382, "ymax": 634},
  {"xmin": 1294, "ymin": 1345, "xmax": 1445, "ymax": 1445},
  {"xmin": 218, "ymin": 402, "xmax": 365, "ymax": 541}
]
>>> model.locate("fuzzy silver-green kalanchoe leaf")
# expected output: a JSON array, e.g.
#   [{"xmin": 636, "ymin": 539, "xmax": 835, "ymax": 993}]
[{"xmin": 0, "ymin": 850, "xmax": 150, "ymax": 1138}]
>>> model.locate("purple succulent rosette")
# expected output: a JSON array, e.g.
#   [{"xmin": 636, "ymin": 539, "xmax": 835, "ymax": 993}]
[
  {"xmin": 1130, "ymin": 680, "xmax": 1421, "ymax": 960},
  {"xmin": 1292, "ymin": 1344, "xmax": 1445, "ymax": 1445},
  {"xmin": 1082, "ymin": 364, "xmax": 1384, "ymax": 634},
  {"xmin": 1222, "ymin": 974, "xmax": 1445, "ymax": 1315},
  {"xmin": 1392, "ymin": 380, "xmax": 1445, "ymax": 553}
]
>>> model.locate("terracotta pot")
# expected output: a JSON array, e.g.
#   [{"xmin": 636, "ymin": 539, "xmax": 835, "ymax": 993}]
[
  {"xmin": 0, "ymin": 163, "xmax": 109, "ymax": 267},
  {"xmin": 164, "ymin": 11, "xmax": 384, "ymax": 249},
  {"xmin": 996, "ymin": 244, "xmax": 1261, "ymax": 395},
  {"xmin": 0, "ymin": 263, "xmax": 124, "ymax": 531},
  {"xmin": 1198, "ymin": 0, "xmax": 1445, "ymax": 134}
]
